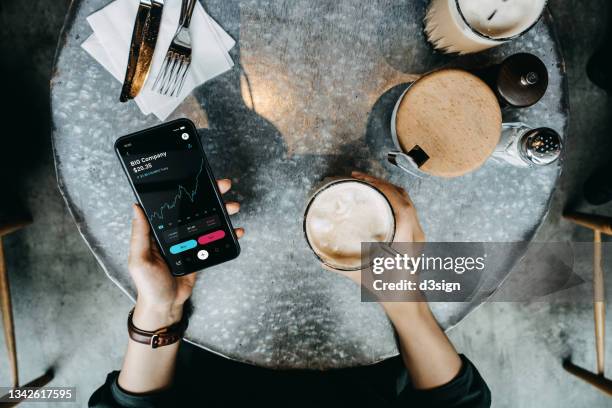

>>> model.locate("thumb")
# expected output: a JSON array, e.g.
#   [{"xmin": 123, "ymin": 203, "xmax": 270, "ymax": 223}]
[{"xmin": 129, "ymin": 204, "xmax": 152, "ymax": 261}]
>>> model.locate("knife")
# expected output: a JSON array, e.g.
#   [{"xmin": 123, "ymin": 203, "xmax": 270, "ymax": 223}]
[{"xmin": 119, "ymin": 0, "xmax": 164, "ymax": 102}]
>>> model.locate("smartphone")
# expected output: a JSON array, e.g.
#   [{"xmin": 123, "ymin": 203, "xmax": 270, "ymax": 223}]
[{"xmin": 115, "ymin": 118, "xmax": 240, "ymax": 276}]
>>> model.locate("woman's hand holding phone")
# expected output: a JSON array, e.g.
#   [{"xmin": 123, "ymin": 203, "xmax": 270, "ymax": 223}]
[{"xmin": 129, "ymin": 179, "xmax": 244, "ymax": 331}]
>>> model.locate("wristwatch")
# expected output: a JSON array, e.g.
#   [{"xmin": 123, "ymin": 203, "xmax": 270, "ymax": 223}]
[{"xmin": 127, "ymin": 308, "xmax": 189, "ymax": 348}]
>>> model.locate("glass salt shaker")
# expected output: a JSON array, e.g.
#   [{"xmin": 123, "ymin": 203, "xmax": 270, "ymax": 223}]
[{"xmin": 493, "ymin": 122, "xmax": 562, "ymax": 167}]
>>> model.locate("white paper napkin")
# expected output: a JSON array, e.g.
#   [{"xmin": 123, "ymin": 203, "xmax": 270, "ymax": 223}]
[{"xmin": 82, "ymin": 0, "xmax": 235, "ymax": 120}]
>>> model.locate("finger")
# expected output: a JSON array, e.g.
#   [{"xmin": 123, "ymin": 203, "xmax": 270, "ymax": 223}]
[
  {"xmin": 351, "ymin": 171, "xmax": 389, "ymax": 189},
  {"xmin": 149, "ymin": 234, "xmax": 163, "ymax": 258},
  {"xmin": 217, "ymin": 179, "xmax": 232, "ymax": 195},
  {"xmin": 234, "ymin": 227, "xmax": 245, "ymax": 239},
  {"xmin": 176, "ymin": 273, "xmax": 197, "ymax": 304},
  {"xmin": 177, "ymin": 273, "xmax": 197, "ymax": 289},
  {"xmin": 225, "ymin": 201, "xmax": 240, "ymax": 215},
  {"xmin": 396, "ymin": 187, "xmax": 413, "ymax": 204},
  {"xmin": 351, "ymin": 171, "xmax": 378, "ymax": 183},
  {"xmin": 129, "ymin": 204, "xmax": 152, "ymax": 261},
  {"xmin": 352, "ymin": 172, "xmax": 409, "ymax": 201}
]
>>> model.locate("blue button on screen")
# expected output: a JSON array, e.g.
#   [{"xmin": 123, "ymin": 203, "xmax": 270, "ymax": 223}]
[{"xmin": 169, "ymin": 239, "xmax": 197, "ymax": 254}]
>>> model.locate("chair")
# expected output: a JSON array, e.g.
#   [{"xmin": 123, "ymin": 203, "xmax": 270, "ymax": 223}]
[
  {"xmin": 562, "ymin": 212, "xmax": 612, "ymax": 396},
  {"xmin": 0, "ymin": 219, "xmax": 54, "ymax": 406}
]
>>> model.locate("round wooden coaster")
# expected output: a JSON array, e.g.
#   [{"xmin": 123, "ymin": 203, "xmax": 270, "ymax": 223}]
[{"xmin": 395, "ymin": 69, "xmax": 502, "ymax": 178}]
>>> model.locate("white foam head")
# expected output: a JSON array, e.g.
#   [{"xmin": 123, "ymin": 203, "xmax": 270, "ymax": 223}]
[
  {"xmin": 305, "ymin": 180, "xmax": 395, "ymax": 270},
  {"xmin": 458, "ymin": 0, "xmax": 547, "ymax": 39}
]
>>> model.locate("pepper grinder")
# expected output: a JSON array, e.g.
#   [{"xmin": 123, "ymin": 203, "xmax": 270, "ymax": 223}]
[{"xmin": 476, "ymin": 53, "xmax": 549, "ymax": 108}]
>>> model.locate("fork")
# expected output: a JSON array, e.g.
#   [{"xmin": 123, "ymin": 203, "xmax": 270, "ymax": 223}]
[{"xmin": 153, "ymin": 0, "xmax": 197, "ymax": 97}]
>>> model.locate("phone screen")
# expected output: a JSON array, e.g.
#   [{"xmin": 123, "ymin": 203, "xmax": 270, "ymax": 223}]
[{"xmin": 115, "ymin": 119, "xmax": 240, "ymax": 275}]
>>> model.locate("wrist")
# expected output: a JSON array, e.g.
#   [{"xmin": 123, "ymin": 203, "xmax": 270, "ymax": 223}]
[
  {"xmin": 381, "ymin": 301, "xmax": 431, "ymax": 327},
  {"xmin": 133, "ymin": 300, "xmax": 184, "ymax": 331}
]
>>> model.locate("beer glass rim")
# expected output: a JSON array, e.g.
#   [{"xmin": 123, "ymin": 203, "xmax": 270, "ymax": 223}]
[
  {"xmin": 303, "ymin": 178, "xmax": 397, "ymax": 272},
  {"xmin": 453, "ymin": 0, "xmax": 547, "ymax": 43}
]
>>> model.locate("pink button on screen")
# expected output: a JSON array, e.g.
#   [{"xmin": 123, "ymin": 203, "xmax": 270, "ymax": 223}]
[{"xmin": 197, "ymin": 230, "xmax": 226, "ymax": 245}]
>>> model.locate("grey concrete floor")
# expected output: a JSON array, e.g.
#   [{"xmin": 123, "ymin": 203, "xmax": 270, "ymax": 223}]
[{"xmin": 0, "ymin": 0, "xmax": 611, "ymax": 406}]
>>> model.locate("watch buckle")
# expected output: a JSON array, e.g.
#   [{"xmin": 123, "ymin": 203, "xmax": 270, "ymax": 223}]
[{"xmin": 150, "ymin": 334, "xmax": 159, "ymax": 348}]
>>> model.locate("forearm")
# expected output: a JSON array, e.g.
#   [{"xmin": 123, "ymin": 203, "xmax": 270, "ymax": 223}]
[
  {"xmin": 383, "ymin": 302, "xmax": 462, "ymax": 390},
  {"xmin": 117, "ymin": 302, "xmax": 183, "ymax": 393}
]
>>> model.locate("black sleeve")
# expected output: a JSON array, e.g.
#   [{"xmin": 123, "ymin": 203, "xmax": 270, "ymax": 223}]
[
  {"xmin": 395, "ymin": 355, "xmax": 491, "ymax": 408},
  {"xmin": 88, "ymin": 371, "xmax": 176, "ymax": 408}
]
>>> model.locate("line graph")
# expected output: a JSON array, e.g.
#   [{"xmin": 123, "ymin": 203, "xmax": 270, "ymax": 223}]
[{"xmin": 149, "ymin": 158, "xmax": 205, "ymax": 221}]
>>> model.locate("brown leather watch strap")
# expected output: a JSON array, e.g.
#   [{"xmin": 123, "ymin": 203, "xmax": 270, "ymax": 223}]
[{"xmin": 127, "ymin": 308, "xmax": 189, "ymax": 348}]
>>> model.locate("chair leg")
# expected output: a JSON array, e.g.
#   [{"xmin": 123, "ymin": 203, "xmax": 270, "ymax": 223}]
[
  {"xmin": 0, "ymin": 219, "xmax": 54, "ymax": 407},
  {"xmin": 563, "ymin": 360, "xmax": 612, "ymax": 396},
  {"xmin": 0, "ymin": 236, "xmax": 19, "ymax": 388},
  {"xmin": 0, "ymin": 369, "xmax": 54, "ymax": 408},
  {"xmin": 0, "ymin": 221, "xmax": 31, "ymax": 239},
  {"xmin": 564, "ymin": 212, "xmax": 612, "ymax": 235},
  {"xmin": 593, "ymin": 230, "xmax": 605, "ymax": 375}
]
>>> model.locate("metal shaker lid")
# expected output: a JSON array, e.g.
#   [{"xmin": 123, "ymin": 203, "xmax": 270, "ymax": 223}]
[{"xmin": 519, "ymin": 127, "xmax": 562, "ymax": 166}]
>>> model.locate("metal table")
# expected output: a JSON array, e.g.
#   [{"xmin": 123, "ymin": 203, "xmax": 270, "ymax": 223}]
[{"xmin": 51, "ymin": 0, "xmax": 568, "ymax": 369}]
